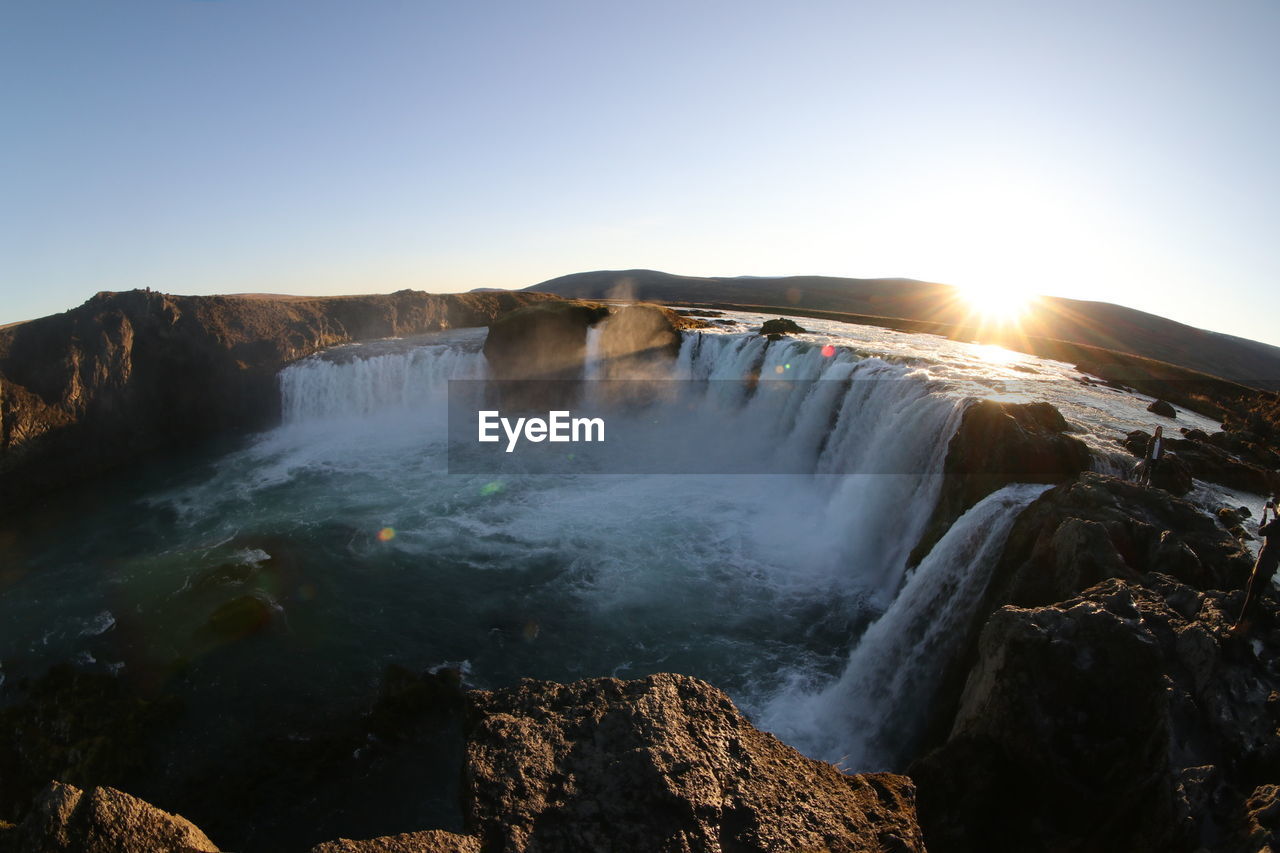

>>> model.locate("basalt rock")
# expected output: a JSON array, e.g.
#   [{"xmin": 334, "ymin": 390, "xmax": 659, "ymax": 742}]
[
  {"xmin": 910, "ymin": 400, "xmax": 1091, "ymax": 565},
  {"xmin": 462, "ymin": 673, "xmax": 924, "ymax": 852},
  {"xmin": 0, "ymin": 289, "xmax": 551, "ymax": 508},
  {"xmin": 480, "ymin": 301, "xmax": 609, "ymax": 382},
  {"xmin": 913, "ymin": 575, "xmax": 1280, "ymax": 853},
  {"xmin": 759, "ymin": 317, "xmax": 806, "ymax": 337},
  {"xmin": 1148, "ymin": 398, "xmax": 1178, "ymax": 418},
  {"xmin": 1122, "ymin": 428, "xmax": 1280, "ymax": 495},
  {"xmin": 309, "ymin": 831, "xmax": 480, "ymax": 853}
]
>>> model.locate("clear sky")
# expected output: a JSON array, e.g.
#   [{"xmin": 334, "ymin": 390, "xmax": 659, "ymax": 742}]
[{"xmin": 3, "ymin": 1, "xmax": 1279, "ymax": 345}]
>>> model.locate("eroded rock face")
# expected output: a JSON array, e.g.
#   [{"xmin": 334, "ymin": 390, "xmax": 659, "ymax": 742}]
[
  {"xmin": 914, "ymin": 576, "xmax": 1280, "ymax": 853},
  {"xmin": 0, "ymin": 289, "xmax": 551, "ymax": 508},
  {"xmin": 910, "ymin": 400, "xmax": 1092, "ymax": 565},
  {"xmin": 463, "ymin": 673, "xmax": 925, "ymax": 853},
  {"xmin": 11, "ymin": 781, "xmax": 219, "ymax": 852}
]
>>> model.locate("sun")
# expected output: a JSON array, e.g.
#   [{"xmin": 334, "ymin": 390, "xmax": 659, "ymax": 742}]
[{"xmin": 956, "ymin": 282, "xmax": 1033, "ymax": 324}]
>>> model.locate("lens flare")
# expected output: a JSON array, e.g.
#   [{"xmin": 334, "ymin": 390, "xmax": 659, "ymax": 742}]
[
  {"xmin": 821, "ymin": 344, "xmax": 836, "ymax": 358},
  {"xmin": 376, "ymin": 527, "xmax": 396, "ymax": 542}
]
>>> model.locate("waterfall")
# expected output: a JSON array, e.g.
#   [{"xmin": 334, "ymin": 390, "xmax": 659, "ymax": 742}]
[
  {"xmin": 279, "ymin": 342, "xmax": 486, "ymax": 423},
  {"xmin": 758, "ymin": 482, "xmax": 1051, "ymax": 769},
  {"xmin": 269, "ymin": 326, "xmax": 1050, "ymax": 766}
]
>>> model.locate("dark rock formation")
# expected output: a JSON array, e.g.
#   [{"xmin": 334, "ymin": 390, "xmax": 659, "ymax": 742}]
[
  {"xmin": 1148, "ymin": 398, "xmax": 1178, "ymax": 417},
  {"xmin": 0, "ymin": 665, "xmax": 182, "ymax": 826},
  {"xmin": 9, "ymin": 781, "xmax": 218, "ymax": 852},
  {"xmin": 0, "ymin": 289, "xmax": 550, "ymax": 508},
  {"xmin": 1218, "ymin": 506, "xmax": 1254, "ymax": 541},
  {"xmin": 463, "ymin": 673, "xmax": 923, "ymax": 852},
  {"xmin": 914, "ymin": 575, "xmax": 1280, "ymax": 853},
  {"xmin": 758, "ymin": 317, "xmax": 806, "ymax": 338},
  {"xmin": 988, "ymin": 473, "xmax": 1252, "ymax": 609},
  {"xmin": 1149, "ymin": 450, "xmax": 1195, "ymax": 495},
  {"xmin": 480, "ymin": 301, "xmax": 608, "ymax": 382},
  {"xmin": 910, "ymin": 400, "xmax": 1091, "ymax": 565},
  {"xmin": 1122, "ymin": 428, "xmax": 1280, "ymax": 495}
]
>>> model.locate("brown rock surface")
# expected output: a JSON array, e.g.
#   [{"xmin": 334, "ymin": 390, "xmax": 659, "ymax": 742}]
[
  {"xmin": 11, "ymin": 781, "xmax": 218, "ymax": 852},
  {"xmin": 309, "ymin": 830, "xmax": 480, "ymax": 853},
  {"xmin": 463, "ymin": 673, "xmax": 925, "ymax": 852}
]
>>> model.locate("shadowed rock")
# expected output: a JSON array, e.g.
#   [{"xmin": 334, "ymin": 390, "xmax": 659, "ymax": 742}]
[
  {"xmin": 481, "ymin": 302, "xmax": 608, "ymax": 382},
  {"xmin": 910, "ymin": 400, "xmax": 1091, "ymax": 565},
  {"xmin": 1148, "ymin": 398, "xmax": 1177, "ymax": 418},
  {"xmin": 463, "ymin": 673, "xmax": 924, "ymax": 852},
  {"xmin": 759, "ymin": 317, "xmax": 806, "ymax": 338},
  {"xmin": 914, "ymin": 575, "xmax": 1280, "ymax": 853}
]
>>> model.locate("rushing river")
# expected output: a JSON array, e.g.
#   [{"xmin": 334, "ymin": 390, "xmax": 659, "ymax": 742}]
[{"xmin": 0, "ymin": 309, "xmax": 1265, "ymax": 844}]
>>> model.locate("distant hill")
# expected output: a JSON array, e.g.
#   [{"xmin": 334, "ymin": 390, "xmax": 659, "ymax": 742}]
[{"xmin": 526, "ymin": 269, "xmax": 1280, "ymax": 388}]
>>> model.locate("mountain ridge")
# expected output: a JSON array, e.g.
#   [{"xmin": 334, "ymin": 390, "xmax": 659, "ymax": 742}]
[{"xmin": 525, "ymin": 269, "xmax": 1280, "ymax": 389}]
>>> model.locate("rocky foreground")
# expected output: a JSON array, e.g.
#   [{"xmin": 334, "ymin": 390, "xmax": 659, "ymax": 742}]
[{"xmin": 0, "ymin": 673, "xmax": 925, "ymax": 852}]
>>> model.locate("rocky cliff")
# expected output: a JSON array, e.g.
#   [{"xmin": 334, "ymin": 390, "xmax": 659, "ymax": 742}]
[
  {"xmin": 0, "ymin": 674, "xmax": 926, "ymax": 853},
  {"xmin": 0, "ymin": 289, "xmax": 551, "ymax": 507}
]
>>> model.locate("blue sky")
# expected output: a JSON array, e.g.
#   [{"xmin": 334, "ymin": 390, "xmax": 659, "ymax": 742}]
[{"xmin": 3, "ymin": 1, "xmax": 1279, "ymax": 345}]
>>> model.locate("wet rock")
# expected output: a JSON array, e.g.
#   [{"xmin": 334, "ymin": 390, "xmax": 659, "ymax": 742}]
[
  {"xmin": 1217, "ymin": 507, "xmax": 1254, "ymax": 542},
  {"xmin": 463, "ymin": 673, "xmax": 924, "ymax": 852},
  {"xmin": 1149, "ymin": 398, "xmax": 1178, "ymax": 418},
  {"xmin": 204, "ymin": 594, "xmax": 274, "ymax": 641},
  {"xmin": 481, "ymin": 301, "xmax": 608, "ymax": 382},
  {"xmin": 594, "ymin": 303, "xmax": 682, "ymax": 380},
  {"xmin": 1149, "ymin": 451, "xmax": 1194, "ymax": 496},
  {"xmin": 11, "ymin": 781, "xmax": 218, "ymax": 852},
  {"xmin": 910, "ymin": 400, "xmax": 1091, "ymax": 565},
  {"xmin": 758, "ymin": 317, "xmax": 806, "ymax": 337},
  {"xmin": 308, "ymin": 830, "xmax": 480, "ymax": 853}
]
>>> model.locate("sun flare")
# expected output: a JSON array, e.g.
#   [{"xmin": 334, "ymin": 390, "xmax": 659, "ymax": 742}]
[{"xmin": 956, "ymin": 283, "xmax": 1033, "ymax": 324}]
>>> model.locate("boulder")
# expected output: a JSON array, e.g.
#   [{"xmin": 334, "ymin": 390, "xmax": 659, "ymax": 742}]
[
  {"xmin": 594, "ymin": 303, "xmax": 682, "ymax": 380},
  {"xmin": 910, "ymin": 400, "xmax": 1091, "ymax": 565},
  {"xmin": 913, "ymin": 576, "xmax": 1280, "ymax": 853},
  {"xmin": 1149, "ymin": 451, "xmax": 1195, "ymax": 496},
  {"xmin": 481, "ymin": 301, "xmax": 608, "ymax": 382},
  {"xmin": 1217, "ymin": 507, "xmax": 1253, "ymax": 541},
  {"xmin": 11, "ymin": 781, "xmax": 218, "ymax": 852},
  {"xmin": 1148, "ymin": 399, "xmax": 1178, "ymax": 418},
  {"xmin": 1122, "ymin": 429, "xmax": 1280, "ymax": 496},
  {"xmin": 463, "ymin": 673, "xmax": 925, "ymax": 852},
  {"xmin": 758, "ymin": 317, "xmax": 806, "ymax": 337}
]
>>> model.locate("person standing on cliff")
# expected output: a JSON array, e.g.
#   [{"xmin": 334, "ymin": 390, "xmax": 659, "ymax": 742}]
[{"xmin": 1230, "ymin": 496, "xmax": 1280, "ymax": 636}]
